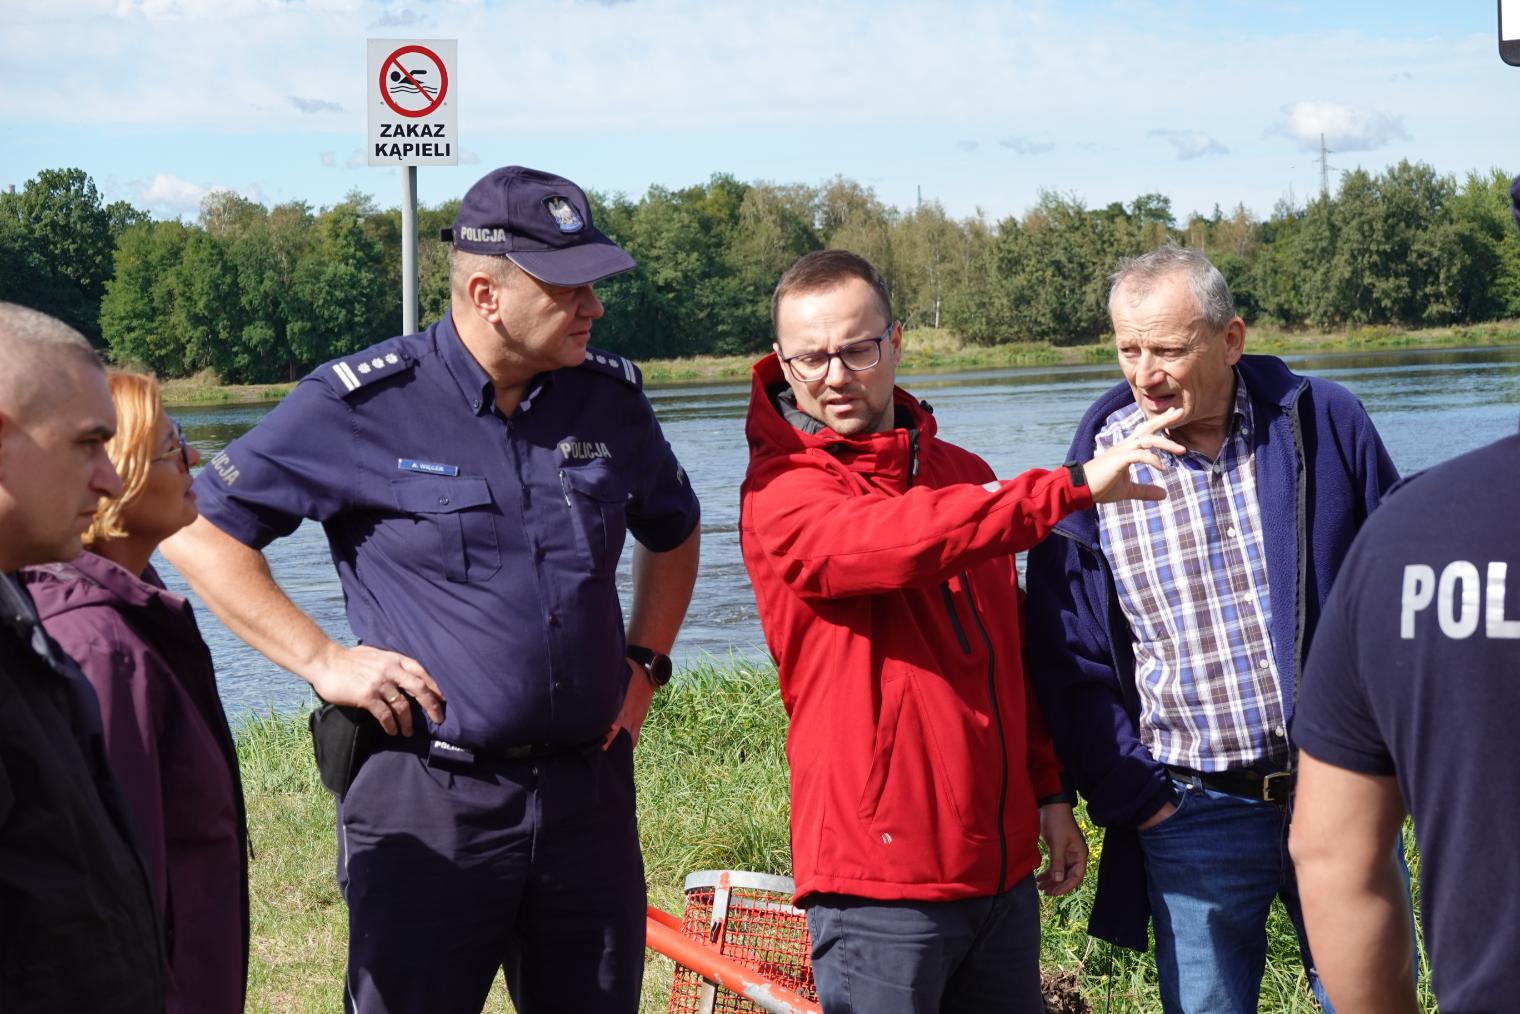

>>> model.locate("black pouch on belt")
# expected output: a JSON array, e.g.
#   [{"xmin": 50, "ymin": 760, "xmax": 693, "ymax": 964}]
[{"xmin": 309, "ymin": 703, "xmax": 377, "ymax": 799}]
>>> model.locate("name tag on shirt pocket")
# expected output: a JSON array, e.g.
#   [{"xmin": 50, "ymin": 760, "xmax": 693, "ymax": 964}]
[
  {"xmin": 558, "ymin": 464, "xmax": 631, "ymax": 576},
  {"xmin": 390, "ymin": 476, "xmax": 501, "ymax": 582}
]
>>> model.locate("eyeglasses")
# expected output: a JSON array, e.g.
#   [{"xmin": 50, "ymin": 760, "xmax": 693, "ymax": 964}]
[
  {"xmin": 150, "ymin": 416, "xmax": 190, "ymax": 471},
  {"xmin": 779, "ymin": 323, "xmax": 896, "ymax": 382}
]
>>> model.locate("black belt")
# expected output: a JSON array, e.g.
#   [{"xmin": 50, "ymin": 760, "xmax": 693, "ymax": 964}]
[
  {"xmin": 1166, "ymin": 764, "xmax": 1294, "ymax": 804},
  {"xmin": 431, "ymin": 737, "xmax": 605, "ymax": 766},
  {"xmin": 378, "ymin": 734, "xmax": 600, "ymax": 766}
]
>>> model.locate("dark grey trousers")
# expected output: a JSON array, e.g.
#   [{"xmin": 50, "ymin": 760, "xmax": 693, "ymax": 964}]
[{"xmin": 804, "ymin": 875, "xmax": 1043, "ymax": 1014}]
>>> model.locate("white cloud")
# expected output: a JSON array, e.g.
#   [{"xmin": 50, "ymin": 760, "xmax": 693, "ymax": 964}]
[
  {"xmin": 131, "ymin": 173, "xmax": 263, "ymax": 218},
  {"xmin": 1148, "ymin": 129, "xmax": 1229, "ymax": 161},
  {"xmin": 320, "ymin": 150, "xmax": 337, "ymax": 167},
  {"xmin": 290, "ymin": 96, "xmax": 344, "ymax": 114},
  {"xmin": 956, "ymin": 140, "xmax": 979, "ymax": 153},
  {"xmin": 369, "ymin": 7, "xmax": 426, "ymax": 29},
  {"xmin": 1275, "ymin": 100, "xmax": 1409, "ymax": 152},
  {"xmin": 138, "ymin": 172, "xmax": 208, "ymax": 212},
  {"xmin": 1000, "ymin": 136, "xmax": 1055, "ymax": 155}
]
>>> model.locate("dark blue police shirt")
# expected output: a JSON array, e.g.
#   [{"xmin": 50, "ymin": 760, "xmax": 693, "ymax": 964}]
[
  {"xmin": 191, "ymin": 314, "xmax": 701, "ymax": 751},
  {"xmin": 1294, "ymin": 424, "xmax": 1520, "ymax": 1012}
]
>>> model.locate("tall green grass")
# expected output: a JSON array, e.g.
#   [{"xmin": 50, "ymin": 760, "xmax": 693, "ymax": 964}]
[{"xmin": 237, "ymin": 661, "xmax": 1432, "ymax": 1013}]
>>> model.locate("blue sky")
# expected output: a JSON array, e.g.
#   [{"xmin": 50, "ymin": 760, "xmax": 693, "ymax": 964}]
[{"xmin": 5, "ymin": 1, "xmax": 1513, "ymax": 223}]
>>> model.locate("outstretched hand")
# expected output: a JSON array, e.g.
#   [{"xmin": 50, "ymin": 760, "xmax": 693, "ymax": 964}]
[{"xmin": 1081, "ymin": 406, "xmax": 1186, "ymax": 503}]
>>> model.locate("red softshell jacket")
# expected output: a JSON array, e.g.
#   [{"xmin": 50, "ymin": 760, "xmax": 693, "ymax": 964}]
[{"xmin": 739, "ymin": 354, "xmax": 1092, "ymax": 903}]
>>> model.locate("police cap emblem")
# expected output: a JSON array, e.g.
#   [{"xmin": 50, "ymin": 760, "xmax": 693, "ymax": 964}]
[{"xmin": 544, "ymin": 196, "xmax": 584, "ymax": 234}]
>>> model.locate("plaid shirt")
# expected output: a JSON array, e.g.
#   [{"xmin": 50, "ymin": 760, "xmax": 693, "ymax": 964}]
[{"xmin": 1094, "ymin": 377, "xmax": 1290, "ymax": 771}]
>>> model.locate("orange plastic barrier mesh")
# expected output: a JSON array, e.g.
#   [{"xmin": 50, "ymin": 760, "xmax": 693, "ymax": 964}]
[{"xmin": 666, "ymin": 870, "xmax": 817, "ymax": 1014}]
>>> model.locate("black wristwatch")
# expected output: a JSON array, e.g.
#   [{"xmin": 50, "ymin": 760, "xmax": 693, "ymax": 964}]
[
  {"xmin": 1064, "ymin": 460, "xmax": 1088, "ymax": 489},
  {"xmin": 627, "ymin": 645, "xmax": 673, "ymax": 688}
]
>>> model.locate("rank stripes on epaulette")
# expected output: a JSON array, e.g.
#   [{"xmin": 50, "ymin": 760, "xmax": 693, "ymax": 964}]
[
  {"xmin": 330, "ymin": 350, "xmax": 407, "ymax": 393},
  {"xmin": 582, "ymin": 348, "xmax": 641, "ymax": 388}
]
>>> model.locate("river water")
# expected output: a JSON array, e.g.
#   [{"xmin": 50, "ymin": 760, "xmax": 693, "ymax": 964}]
[{"xmin": 157, "ymin": 346, "xmax": 1520, "ymax": 719}]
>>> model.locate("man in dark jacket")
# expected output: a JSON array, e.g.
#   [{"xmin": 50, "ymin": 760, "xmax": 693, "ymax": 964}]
[
  {"xmin": 1024, "ymin": 245, "xmax": 1399, "ymax": 1013},
  {"xmin": 740, "ymin": 250, "xmax": 1186, "ymax": 1013},
  {"xmin": 0, "ymin": 302, "xmax": 164, "ymax": 1013}
]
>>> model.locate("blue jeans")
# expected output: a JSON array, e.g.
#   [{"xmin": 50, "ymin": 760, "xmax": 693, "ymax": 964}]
[
  {"xmin": 804, "ymin": 875, "xmax": 1043, "ymax": 1014},
  {"xmin": 1137, "ymin": 777, "xmax": 1334, "ymax": 1014}
]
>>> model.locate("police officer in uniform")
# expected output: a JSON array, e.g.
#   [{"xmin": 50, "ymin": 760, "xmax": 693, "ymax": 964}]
[
  {"xmin": 1286, "ymin": 179, "xmax": 1520, "ymax": 1014},
  {"xmin": 163, "ymin": 167, "xmax": 702, "ymax": 1014}
]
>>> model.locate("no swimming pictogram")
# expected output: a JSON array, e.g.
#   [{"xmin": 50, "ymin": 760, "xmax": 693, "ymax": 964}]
[
  {"xmin": 379, "ymin": 44, "xmax": 449, "ymax": 118},
  {"xmin": 367, "ymin": 37, "xmax": 457, "ymax": 166}
]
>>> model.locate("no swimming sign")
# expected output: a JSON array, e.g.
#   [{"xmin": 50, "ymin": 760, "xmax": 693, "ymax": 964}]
[{"xmin": 367, "ymin": 39, "xmax": 459, "ymax": 165}]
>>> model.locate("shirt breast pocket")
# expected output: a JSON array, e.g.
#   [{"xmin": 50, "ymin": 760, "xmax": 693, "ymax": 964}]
[
  {"xmin": 390, "ymin": 476, "xmax": 502, "ymax": 582},
  {"xmin": 558, "ymin": 464, "xmax": 631, "ymax": 576}
]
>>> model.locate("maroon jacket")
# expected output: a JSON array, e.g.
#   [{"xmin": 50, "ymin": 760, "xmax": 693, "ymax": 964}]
[{"xmin": 24, "ymin": 552, "xmax": 249, "ymax": 1014}]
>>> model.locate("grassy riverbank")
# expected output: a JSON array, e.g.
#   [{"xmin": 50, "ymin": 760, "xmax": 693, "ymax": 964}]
[
  {"xmin": 237, "ymin": 660, "xmax": 1431, "ymax": 1013},
  {"xmin": 163, "ymin": 321, "xmax": 1520, "ymax": 405}
]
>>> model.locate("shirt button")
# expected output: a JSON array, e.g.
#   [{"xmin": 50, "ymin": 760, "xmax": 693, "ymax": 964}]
[
  {"xmin": 1226, "ymin": 526, "xmax": 1238, "ymax": 538},
  {"xmin": 1258, "ymin": 658, "xmax": 1270, "ymax": 670},
  {"xmin": 1273, "ymin": 725, "xmax": 1286, "ymax": 738},
  {"xmin": 549, "ymin": 613, "xmax": 561, "ymax": 628},
  {"xmin": 438, "ymin": 495, "xmax": 450, "ymax": 506}
]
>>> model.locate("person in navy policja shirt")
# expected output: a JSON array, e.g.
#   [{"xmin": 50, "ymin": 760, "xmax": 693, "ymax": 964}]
[
  {"xmin": 1290, "ymin": 425, "xmax": 1520, "ymax": 1014},
  {"xmin": 162, "ymin": 166, "xmax": 701, "ymax": 1014},
  {"xmin": 1288, "ymin": 174, "xmax": 1520, "ymax": 1014}
]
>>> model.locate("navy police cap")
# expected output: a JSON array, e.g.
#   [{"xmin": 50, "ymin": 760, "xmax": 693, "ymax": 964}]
[{"xmin": 440, "ymin": 166, "xmax": 636, "ymax": 287}]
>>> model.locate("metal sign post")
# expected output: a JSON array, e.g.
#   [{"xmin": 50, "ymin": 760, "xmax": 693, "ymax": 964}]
[
  {"xmin": 367, "ymin": 38, "xmax": 459, "ymax": 335},
  {"xmin": 401, "ymin": 166, "xmax": 419, "ymax": 335}
]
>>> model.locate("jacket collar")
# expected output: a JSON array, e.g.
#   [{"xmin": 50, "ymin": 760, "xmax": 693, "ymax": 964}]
[
  {"xmin": 1053, "ymin": 354, "xmax": 1308, "ymax": 545},
  {"xmin": 24, "ymin": 551, "xmax": 183, "ymax": 616},
  {"xmin": 746, "ymin": 352, "xmax": 937, "ymax": 492}
]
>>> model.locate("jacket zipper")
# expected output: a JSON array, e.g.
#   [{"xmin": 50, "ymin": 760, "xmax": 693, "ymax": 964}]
[
  {"xmin": 907, "ymin": 429, "xmax": 920, "ymax": 487},
  {"xmin": 940, "ymin": 584, "xmax": 972, "ymax": 654},
  {"xmin": 960, "ymin": 571, "xmax": 1008, "ymax": 894},
  {"xmin": 1285, "ymin": 385, "xmax": 1308, "ymax": 710}
]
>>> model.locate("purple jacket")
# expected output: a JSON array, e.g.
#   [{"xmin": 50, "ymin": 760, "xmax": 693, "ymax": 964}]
[
  {"xmin": 1023, "ymin": 354, "xmax": 1399, "ymax": 950},
  {"xmin": 23, "ymin": 552, "xmax": 249, "ymax": 1014}
]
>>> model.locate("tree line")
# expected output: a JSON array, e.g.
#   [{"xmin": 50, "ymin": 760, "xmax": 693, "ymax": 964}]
[{"xmin": 2, "ymin": 163, "xmax": 1517, "ymax": 384}]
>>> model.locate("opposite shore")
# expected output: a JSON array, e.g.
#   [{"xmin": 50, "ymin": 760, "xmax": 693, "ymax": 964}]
[{"xmin": 160, "ymin": 320, "xmax": 1520, "ymax": 406}]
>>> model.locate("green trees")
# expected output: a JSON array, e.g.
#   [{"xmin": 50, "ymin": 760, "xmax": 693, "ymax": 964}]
[
  {"xmin": 99, "ymin": 189, "xmax": 391, "ymax": 382},
  {"xmin": 5, "ymin": 162, "xmax": 1520, "ymax": 382},
  {"xmin": 0, "ymin": 168, "xmax": 145, "ymax": 344}
]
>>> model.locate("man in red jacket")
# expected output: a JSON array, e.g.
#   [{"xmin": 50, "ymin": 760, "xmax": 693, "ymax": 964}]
[{"xmin": 739, "ymin": 250, "xmax": 1184, "ymax": 1012}]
